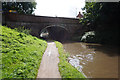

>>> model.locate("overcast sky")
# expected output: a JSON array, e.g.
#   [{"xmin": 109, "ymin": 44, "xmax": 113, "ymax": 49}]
[{"xmin": 34, "ymin": 0, "xmax": 85, "ymax": 18}]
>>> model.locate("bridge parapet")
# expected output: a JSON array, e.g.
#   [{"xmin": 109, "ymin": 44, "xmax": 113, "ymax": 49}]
[
  {"xmin": 3, "ymin": 12, "xmax": 80, "ymax": 24},
  {"xmin": 2, "ymin": 12, "xmax": 83, "ymax": 39}
]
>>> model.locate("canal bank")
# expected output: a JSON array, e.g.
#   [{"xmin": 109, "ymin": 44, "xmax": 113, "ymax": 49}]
[
  {"xmin": 62, "ymin": 41, "xmax": 119, "ymax": 78},
  {"xmin": 55, "ymin": 41, "xmax": 86, "ymax": 78}
]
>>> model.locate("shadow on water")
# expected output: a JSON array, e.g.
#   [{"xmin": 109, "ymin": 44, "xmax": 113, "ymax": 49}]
[
  {"xmin": 62, "ymin": 40, "xmax": 119, "ymax": 78},
  {"xmin": 61, "ymin": 40, "xmax": 80, "ymax": 44},
  {"xmin": 86, "ymin": 44, "xmax": 120, "ymax": 57},
  {"xmin": 62, "ymin": 40, "xmax": 120, "ymax": 57}
]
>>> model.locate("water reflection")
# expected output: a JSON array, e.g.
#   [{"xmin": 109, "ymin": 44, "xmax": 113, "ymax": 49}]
[
  {"xmin": 63, "ymin": 42, "xmax": 119, "ymax": 78},
  {"xmin": 68, "ymin": 51, "xmax": 95, "ymax": 77}
]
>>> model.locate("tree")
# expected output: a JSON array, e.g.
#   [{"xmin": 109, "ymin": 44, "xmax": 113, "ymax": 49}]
[
  {"xmin": 81, "ymin": 2, "xmax": 120, "ymax": 30},
  {"xmin": 80, "ymin": 2, "xmax": 120, "ymax": 44},
  {"xmin": 2, "ymin": 1, "xmax": 37, "ymax": 14}
]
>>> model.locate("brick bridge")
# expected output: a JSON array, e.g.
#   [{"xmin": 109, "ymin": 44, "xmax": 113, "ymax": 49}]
[{"xmin": 2, "ymin": 13, "xmax": 84, "ymax": 40}]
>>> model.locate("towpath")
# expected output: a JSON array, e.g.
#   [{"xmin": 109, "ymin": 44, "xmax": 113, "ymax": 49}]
[{"xmin": 37, "ymin": 42, "xmax": 61, "ymax": 78}]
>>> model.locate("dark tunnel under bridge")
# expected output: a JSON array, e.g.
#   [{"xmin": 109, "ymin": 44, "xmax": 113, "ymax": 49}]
[{"xmin": 40, "ymin": 25, "xmax": 70, "ymax": 41}]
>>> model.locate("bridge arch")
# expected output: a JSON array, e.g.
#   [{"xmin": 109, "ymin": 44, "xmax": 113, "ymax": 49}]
[
  {"xmin": 3, "ymin": 13, "xmax": 83, "ymax": 41},
  {"xmin": 39, "ymin": 25, "xmax": 70, "ymax": 41}
]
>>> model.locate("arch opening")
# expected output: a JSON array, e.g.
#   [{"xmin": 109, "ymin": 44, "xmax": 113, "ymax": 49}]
[{"xmin": 40, "ymin": 25, "xmax": 69, "ymax": 42}]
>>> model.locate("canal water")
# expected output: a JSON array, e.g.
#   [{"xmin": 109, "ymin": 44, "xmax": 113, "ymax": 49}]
[{"xmin": 62, "ymin": 41, "xmax": 119, "ymax": 78}]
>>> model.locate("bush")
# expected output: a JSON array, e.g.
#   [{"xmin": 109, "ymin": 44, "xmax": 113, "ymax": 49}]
[
  {"xmin": 81, "ymin": 31, "xmax": 96, "ymax": 43},
  {"xmin": 15, "ymin": 26, "xmax": 31, "ymax": 35},
  {"xmin": 80, "ymin": 29, "xmax": 119, "ymax": 45}
]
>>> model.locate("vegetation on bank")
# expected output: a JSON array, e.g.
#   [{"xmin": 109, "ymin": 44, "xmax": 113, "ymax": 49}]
[
  {"xmin": 72, "ymin": 31, "xmax": 96, "ymax": 43},
  {"xmin": 78, "ymin": 2, "xmax": 119, "ymax": 45},
  {"xmin": 0, "ymin": 25, "xmax": 47, "ymax": 79},
  {"xmin": 55, "ymin": 41, "xmax": 86, "ymax": 79}
]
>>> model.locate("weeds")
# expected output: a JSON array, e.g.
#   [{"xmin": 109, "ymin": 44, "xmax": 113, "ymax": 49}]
[
  {"xmin": 55, "ymin": 41, "xmax": 86, "ymax": 79},
  {"xmin": 0, "ymin": 25, "xmax": 47, "ymax": 79},
  {"xmin": 15, "ymin": 26, "xmax": 31, "ymax": 35}
]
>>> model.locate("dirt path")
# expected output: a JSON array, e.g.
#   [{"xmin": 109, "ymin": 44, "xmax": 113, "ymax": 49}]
[{"xmin": 37, "ymin": 42, "xmax": 61, "ymax": 78}]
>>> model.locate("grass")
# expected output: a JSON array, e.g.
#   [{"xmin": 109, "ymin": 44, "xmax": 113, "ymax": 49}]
[
  {"xmin": 55, "ymin": 41, "xmax": 86, "ymax": 79},
  {"xmin": 0, "ymin": 25, "xmax": 47, "ymax": 79}
]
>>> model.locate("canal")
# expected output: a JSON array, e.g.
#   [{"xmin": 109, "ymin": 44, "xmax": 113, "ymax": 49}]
[{"xmin": 62, "ymin": 41, "xmax": 119, "ymax": 78}]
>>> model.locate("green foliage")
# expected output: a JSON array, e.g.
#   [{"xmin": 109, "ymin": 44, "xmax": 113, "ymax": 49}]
[
  {"xmin": 80, "ymin": 29, "xmax": 119, "ymax": 44},
  {"xmin": 55, "ymin": 41, "xmax": 86, "ymax": 79},
  {"xmin": 2, "ymin": 1, "xmax": 37, "ymax": 14},
  {"xmin": 15, "ymin": 26, "xmax": 31, "ymax": 35},
  {"xmin": 80, "ymin": 2, "xmax": 120, "ymax": 45},
  {"xmin": 0, "ymin": 25, "xmax": 47, "ymax": 79},
  {"xmin": 80, "ymin": 2, "xmax": 103, "ymax": 29}
]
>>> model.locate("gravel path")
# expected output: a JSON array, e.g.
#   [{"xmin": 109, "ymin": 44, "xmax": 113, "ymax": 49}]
[{"xmin": 37, "ymin": 42, "xmax": 61, "ymax": 78}]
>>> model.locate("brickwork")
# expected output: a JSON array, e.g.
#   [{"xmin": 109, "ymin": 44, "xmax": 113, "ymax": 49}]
[{"xmin": 2, "ymin": 12, "xmax": 84, "ymax": 38}]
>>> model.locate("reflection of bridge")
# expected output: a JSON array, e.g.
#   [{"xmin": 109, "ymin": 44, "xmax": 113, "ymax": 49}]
[{"xmin": 2, "ymin": 13, "xmax": 84, "ymax": 40}]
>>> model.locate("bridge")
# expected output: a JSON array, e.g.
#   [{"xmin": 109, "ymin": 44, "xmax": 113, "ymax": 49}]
[{"xmin": 2, "ymin": 13, "xmax": 84, "ymax": 41}]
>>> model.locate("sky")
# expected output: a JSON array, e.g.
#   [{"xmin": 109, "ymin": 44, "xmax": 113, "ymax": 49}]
[{"xmin": 34, "ymin": 0, "xmax": 85, "ymax": 18}]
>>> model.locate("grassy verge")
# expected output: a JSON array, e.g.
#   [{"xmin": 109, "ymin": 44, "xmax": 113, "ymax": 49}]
[
  {"xmin": 55, "ymin": 41, "xmax": 86, "ymax": 79},
  {"xmin": 0, "ymin": 25, "xmax": 47, "ymax": 79}
]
